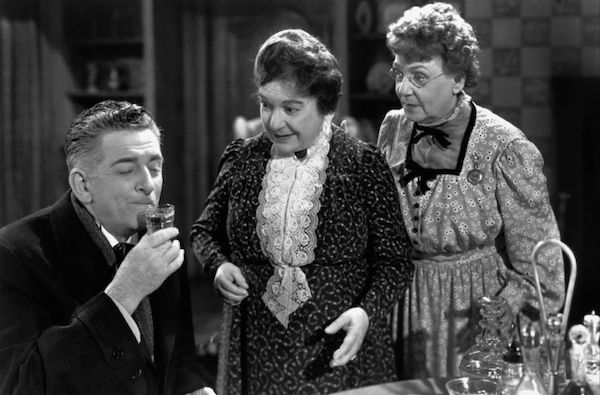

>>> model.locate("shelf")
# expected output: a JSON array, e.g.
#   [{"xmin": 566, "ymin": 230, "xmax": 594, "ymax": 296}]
[
  {"xmin": 63, "ymin": 0, "xmax": 151, "ymax": 114},
  {"xmin": 346, "ymin": 0, "xmax": 398, "ymax": 138}
]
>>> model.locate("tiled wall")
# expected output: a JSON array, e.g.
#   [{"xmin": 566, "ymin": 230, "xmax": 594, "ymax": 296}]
[{"xmin": 458, "ymin": 0, "xmax": 599, "ymax": 191}]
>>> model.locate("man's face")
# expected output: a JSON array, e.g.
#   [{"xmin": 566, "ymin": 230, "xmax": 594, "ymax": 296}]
[{"xmin": 85, "ymin": 129, "xmax": 163, "ymax": 239}]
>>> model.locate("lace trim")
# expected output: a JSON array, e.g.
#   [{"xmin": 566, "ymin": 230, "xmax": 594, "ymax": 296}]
[{"xmin": 256, "ymin": 115, "xmax": 333, "ymax": 327}]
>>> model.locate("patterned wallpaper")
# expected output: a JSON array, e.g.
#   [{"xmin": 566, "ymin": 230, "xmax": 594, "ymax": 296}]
[
  {"xmin": 464, "ymin": 0, "xmax": 598, "ymax": 121},
  {"xmin": 354, "ymin": 0, "xmax": 597, "ymax": 191},
  {"xmin": 376, "ymin": 0, "xmax": 600, "ymax": 192},
  {"xmin": 459, "ymin": 0, "xmax": 599, "ymax": 190}
]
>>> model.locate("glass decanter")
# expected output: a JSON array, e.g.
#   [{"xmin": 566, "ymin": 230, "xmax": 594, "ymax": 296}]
[{"xmin": 459, "ymin": 295, "xmax": 510, "ymax": 381}]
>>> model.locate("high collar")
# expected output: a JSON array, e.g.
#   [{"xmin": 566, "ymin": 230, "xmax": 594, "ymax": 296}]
[
  {"xmin": 415, "ymin": 91, "xmax": 472, "ymax": 147},
  {"xmin": 407, "ymin": 93, "xmax": 475, "ymax": 177}
]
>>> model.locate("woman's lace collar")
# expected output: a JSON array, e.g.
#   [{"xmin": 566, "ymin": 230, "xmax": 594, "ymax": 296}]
[{"xmin": 256, "ymin": 115, "xmax": 333, "ymax": 327}]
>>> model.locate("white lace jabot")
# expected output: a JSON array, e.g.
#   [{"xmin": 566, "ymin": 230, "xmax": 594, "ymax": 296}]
[{"xmin": 256, "ymin": 115, "xmax": 333, "ymax": 327}]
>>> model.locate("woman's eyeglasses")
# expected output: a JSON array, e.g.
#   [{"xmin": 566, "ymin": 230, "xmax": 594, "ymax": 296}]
[{"xmin": 388, "ymin": 67, "xmax": 445, "ymax": 89}]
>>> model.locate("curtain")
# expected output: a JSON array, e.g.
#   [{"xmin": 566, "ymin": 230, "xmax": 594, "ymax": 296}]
[
  {"xmin": 181, "ymin": 1, "xmax": 213, "ymax": 276},
  {"xmin": 0, "ymin": 0, "xmax": 68, "ymax": 226}
]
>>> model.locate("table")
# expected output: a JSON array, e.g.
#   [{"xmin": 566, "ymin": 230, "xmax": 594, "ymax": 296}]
[{"xmin": 331, "ymin": 377, "xmax": 450, "ymax": 395}]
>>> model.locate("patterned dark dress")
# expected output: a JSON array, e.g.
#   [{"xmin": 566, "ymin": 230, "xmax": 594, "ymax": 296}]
[{"xmin": 191, "ymin": 126, "xmax": 413, "ymax": 395}]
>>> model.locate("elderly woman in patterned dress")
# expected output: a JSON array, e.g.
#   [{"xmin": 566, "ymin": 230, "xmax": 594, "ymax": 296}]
[
  {"xmin": 377, "ymin": 2, "xmax": 564, "ymax": 379},
  {"xmin": 190, "ymin": 29, "xmax": 413, "ymax": 394}
]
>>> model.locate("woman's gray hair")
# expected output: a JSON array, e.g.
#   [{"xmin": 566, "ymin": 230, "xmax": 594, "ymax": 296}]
[{"xmin": 386, "ymin": 2, "xmax": 481, "ymax": 88}]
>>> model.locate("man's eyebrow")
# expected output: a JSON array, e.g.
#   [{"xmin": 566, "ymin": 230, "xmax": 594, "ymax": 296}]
[
  {"xmin": 110, "ymin": 157, "xmax": 138, "ymax": 167},
  {"xmin": 110, "ymin": 154, "xmax": 163, "ymax": 167}
]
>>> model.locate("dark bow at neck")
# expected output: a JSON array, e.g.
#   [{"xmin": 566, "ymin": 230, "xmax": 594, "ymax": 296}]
[
  {"xmin": 295, "ymin": 149, "xmax": 307, "ymax": 159},
  {"xmin": 398, "ymin": 124, "xmax": 452, "ymax": 195},
  {"xmin": 412, "ymin": 124, "xmax": 451, "ymax": 149}
]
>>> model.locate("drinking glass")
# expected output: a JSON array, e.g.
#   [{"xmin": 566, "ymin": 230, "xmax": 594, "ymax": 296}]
[
  {"xmin": 446, "ymin": 377, "xmax": 498, "ymax": 395},
  {"xmin": 145, "ymin": 203, "xmax": 175, "ymax": 233}
]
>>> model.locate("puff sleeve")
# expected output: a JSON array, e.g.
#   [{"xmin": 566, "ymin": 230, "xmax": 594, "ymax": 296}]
[
  {"xmin": 494, "ymin": 138, "xmax": 565, "ymax": 314},
  {"xmin": 190, "ymin": 139, "xmax": 245, "ymax": 279}
]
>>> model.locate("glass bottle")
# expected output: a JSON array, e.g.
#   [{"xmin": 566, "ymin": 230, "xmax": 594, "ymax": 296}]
[
  {"xmin": 583, "ymin": 312, "xmax": 600, "ymax": 395},
  {"xmin": 459, "ymin": 295, "xmax": 509, "ymax": 381},
  {"xmin": 515, "ymin": 321, "xmax": 548, "ymax": 395},
  {"xmin": 562, "ymin": 345, "xmax": 594, "ymax": 395},
  {"xmin": 545, "ymin": 314, "xmax": 568, "ymax": 395},
  {"xmin": 499, "ymin": 332, "xmax": 525, "ymax": 395}
]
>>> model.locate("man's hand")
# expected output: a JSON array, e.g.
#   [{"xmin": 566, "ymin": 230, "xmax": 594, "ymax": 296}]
[
  {"xmin": 214, "ymin": 262, "xmax": 248, "ymax": 306},
  {"xmin": 324, "ymin": 307, "xmax": 369, "ymax": 367},
  {"xmin": 105, "ymin": 227, "xmax": 184, "ymax": 314}
]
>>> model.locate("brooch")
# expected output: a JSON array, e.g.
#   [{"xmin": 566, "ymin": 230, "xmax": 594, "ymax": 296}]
[{"xmin": 467, "ymin": 153, "xmax": 484, "ymax": 185}]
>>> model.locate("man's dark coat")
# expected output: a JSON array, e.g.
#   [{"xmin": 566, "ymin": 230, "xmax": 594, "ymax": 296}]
[{"xmin": 0, "ymin": 191, "xmax": 206, "ymax": 394}]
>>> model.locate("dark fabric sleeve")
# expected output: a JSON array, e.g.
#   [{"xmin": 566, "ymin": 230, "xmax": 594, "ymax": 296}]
[
  {"xmin": 0, "ymin": 240, "xmax": 147, "ymax": 394},
  {"xmin": 190, "ymin": 139, "xmax": 245, "ymax": 279},
  {"xmin": 356, "ymin": 147, "xmax": 414, "ymax": 322}
]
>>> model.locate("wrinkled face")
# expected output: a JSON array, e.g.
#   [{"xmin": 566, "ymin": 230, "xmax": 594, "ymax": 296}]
[
  {"xmin": 393, "ymin": 54, "xmax": 464, "ymax": 124},
  {"xmin": 85, "ymin": 129, "xmax": 163, "ymax": 239},
  {"xmin": 258, "ymin": 80, "xmax": 324, "ymax": 155}
]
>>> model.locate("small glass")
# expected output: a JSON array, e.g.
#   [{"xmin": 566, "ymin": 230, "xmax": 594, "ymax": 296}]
[
  {"xmin": 145, "ymin": 203, "xmax": 175, "ymax": 233},
  {"xmin": 446, "ymin": 377, "xmax": 498, "ymax": 395}
]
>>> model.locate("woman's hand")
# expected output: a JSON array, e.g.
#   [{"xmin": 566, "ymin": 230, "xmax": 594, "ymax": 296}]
[
  {"xmin": 214, "ymin": 262, "xmax": 249, "ymax": 305},
  {"xmin": 325, "ymin": 307, "xmax": 369, "ymax": 367}
]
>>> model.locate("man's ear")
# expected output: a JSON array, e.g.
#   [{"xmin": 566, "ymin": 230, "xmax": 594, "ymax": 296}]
[
  {"xmin": 453, "ymin": 75, "xmax": 466, "ymax": 94},
  {"xmin": 69, "ymin": 168, "xmax": 92, "ymax": 204}
]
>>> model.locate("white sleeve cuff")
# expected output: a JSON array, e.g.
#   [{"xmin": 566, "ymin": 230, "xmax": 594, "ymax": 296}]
[{"xmin": 105, "ymin": 292, "xmax": 141, "ymax": 343}]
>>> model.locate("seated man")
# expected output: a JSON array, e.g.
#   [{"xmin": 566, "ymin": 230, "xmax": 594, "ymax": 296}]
[{"xmin": 0, "ymin": 100, "xmax": 214, "ymax": 394}]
